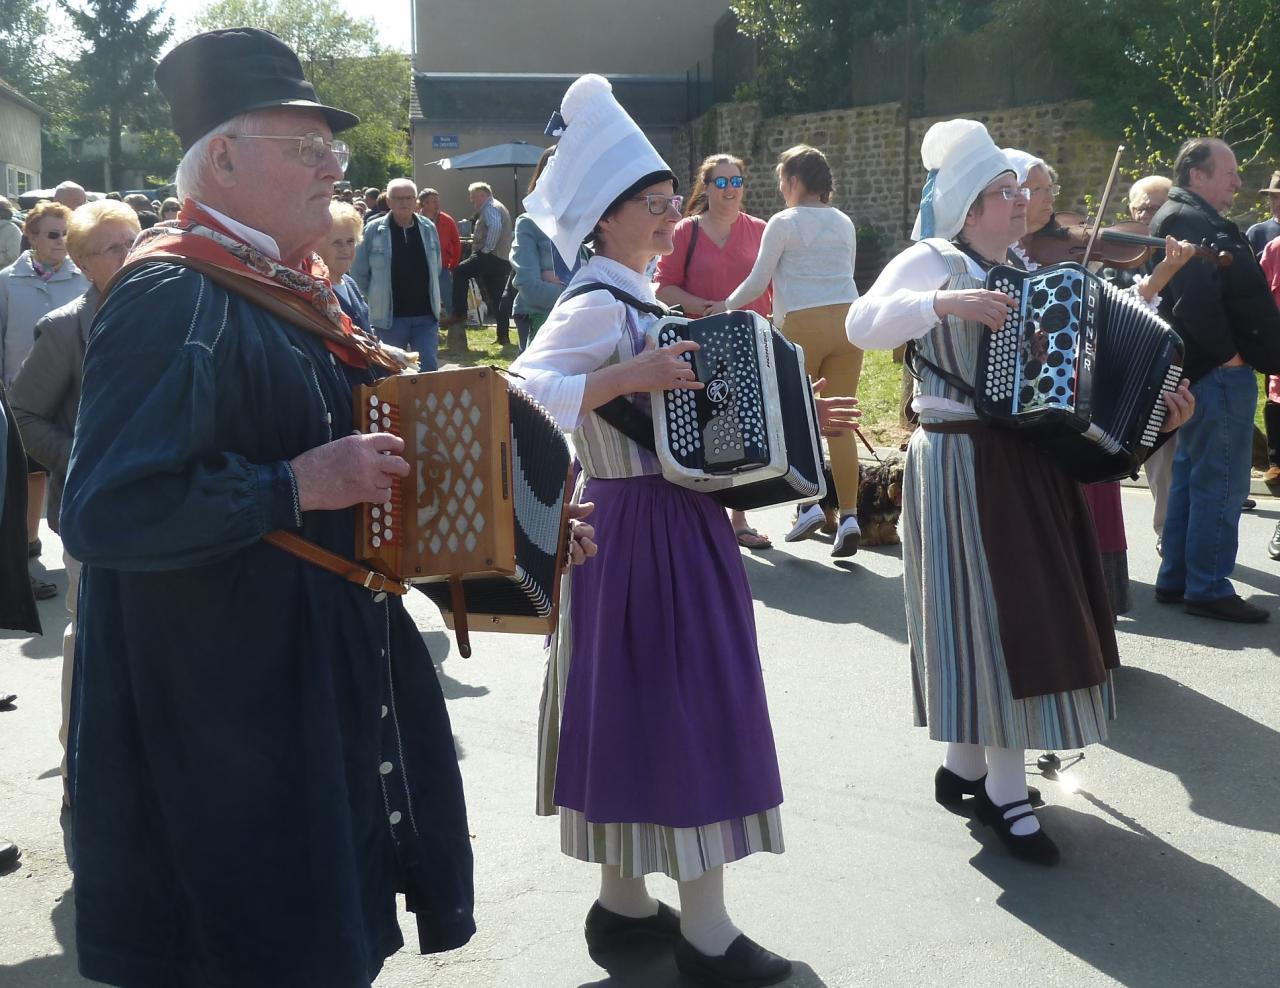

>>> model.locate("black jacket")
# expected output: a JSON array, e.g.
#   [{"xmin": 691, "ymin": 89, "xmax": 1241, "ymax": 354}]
[
  {"xmin": 0, "ymin": 387, "xmax": 40, "ymax": 633},
  {"xmin": 1151, "ymin": 187, "xmax": 1280, "ymax": 380}
]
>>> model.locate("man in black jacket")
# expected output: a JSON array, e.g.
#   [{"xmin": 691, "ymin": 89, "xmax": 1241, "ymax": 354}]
[{"xmin": 1151, "ymin": 138, "xmax": 1280, "ymax": 622}]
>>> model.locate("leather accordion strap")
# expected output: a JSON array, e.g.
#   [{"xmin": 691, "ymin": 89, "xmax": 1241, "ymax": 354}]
[{"xmin": 263, "ymin": 530, "xmax": 409, "ymax": 596}]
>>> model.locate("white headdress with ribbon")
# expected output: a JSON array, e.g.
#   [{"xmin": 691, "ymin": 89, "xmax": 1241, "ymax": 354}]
[
  {"xmin": 912, "ymin": 119, "xmax": 1014, "ymax": 241},
  {"xmin": 523, "ymin": 74, "xmax": 674, "ymax": 264},
  {"xmin": 1002, "ymin": 148, "xmax": 1047, "ymax": 185}
]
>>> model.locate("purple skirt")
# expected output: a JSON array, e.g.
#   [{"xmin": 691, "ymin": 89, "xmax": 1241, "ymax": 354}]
[{"xmin": 552, "ymin": 474, "xmax": 784, "ymax": 828}]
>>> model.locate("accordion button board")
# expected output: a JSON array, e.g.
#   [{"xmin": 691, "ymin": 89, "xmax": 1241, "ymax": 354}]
[
  {"xmin": 355, "ymin": 368, "xmax": 574, "ymax": 650},
  {"xmin": 976, "ymin": 261, "xmax": 1184, "ymax": 484},
  {"xmin": 658, "ymin": 312, "xmax": 770, "ymax": 474},
  {"xmin": 650, "ymin": 311, "xmax": 827, "ymax": 509}
]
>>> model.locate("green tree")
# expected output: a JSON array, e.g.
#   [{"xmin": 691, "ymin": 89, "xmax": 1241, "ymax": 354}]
[
  {"xmin": 0, "ymin": 0, "xmax": 55, "ymax": 97},
  {"xmin": 1120, "ymin": 0, "xmax": 1274, "ymax": 178},
  {"xmin": 729, "ymin": 0, "xmax": 994, "ymax": 114},
  {"xmin": 193, "ymin": 0, "xmax": 410, "ymax": 188},
  {"xmin": 60, "ymin": 0, "xmax": 173, "ymax": 188}
]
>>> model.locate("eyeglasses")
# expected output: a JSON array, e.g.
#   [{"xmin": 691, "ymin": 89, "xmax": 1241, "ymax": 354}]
[
  {"xmin": 227, "ymin": 132, "xmax": 350, "ymax": 172},
  {"xmin": 41, "ymin": 230, "xmax": 65, "ymax": 240},
  {"xmin": 1027, "ymin": 184, "xmax": 1061, "ymax": 199},
  {"xmin": 985, "ymin": 187, "xmax": 1032, "ymax": 202},
  {"xmin": 628, "ymin": 193, "xmax": 684, "ymax": 215},
  {"xmin": 86, "ymin": 240, "xmax": 135, "ymax": 258},
  {"xmin": 711, "ymin": 176, "xmax": 744, "ymax": 189}
]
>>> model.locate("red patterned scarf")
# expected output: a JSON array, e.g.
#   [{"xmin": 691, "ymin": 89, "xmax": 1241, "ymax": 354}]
[{"xmin": 116, "ymin": 199, "xmax": 413, "ymax": 373}]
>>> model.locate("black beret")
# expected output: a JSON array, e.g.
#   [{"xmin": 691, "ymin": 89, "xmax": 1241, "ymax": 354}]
[{"xmin": 156, "ymin": 27, "xmax": 360, "ymax": 151}]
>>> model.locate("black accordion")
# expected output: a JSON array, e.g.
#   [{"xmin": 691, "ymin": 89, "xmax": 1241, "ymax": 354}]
[
  {"xmin": 652, "ymin": 311, "xmax": 827, "ymax": 510},
  {"xmin": 976, "ymin": 262, "xmax": 1183, "ymax": 483}
]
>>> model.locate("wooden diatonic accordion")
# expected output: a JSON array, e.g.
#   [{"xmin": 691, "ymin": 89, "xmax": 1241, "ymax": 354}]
[
  {"xmin": 977, "ymin": 262, "xmax": 1184, "ymax": 483},
  {"xmin": 355, "ymin": 368, "xmax": 573, "ymax": 656},
  {"xmin": 652, "ymin": 311, "xmax": 827, "ymax": 510}
]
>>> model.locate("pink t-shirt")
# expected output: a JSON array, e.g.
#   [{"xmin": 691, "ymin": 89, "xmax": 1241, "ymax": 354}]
[{"xmin": 654, "ymin": 213, "xmax": 772, "ymax": 317}]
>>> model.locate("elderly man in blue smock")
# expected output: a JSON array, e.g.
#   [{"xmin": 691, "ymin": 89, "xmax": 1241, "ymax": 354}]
[{"xmin": 351, "ymin": 177, "xmax": 443, "ymax": 369}]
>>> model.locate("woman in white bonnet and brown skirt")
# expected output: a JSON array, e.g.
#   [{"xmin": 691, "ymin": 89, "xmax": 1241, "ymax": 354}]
[{"xmin": 845, "ymin": 120, "xmax": 1194, "ymax": 865}]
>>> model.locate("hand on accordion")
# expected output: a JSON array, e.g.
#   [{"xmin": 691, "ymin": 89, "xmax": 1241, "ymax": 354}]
[
  {"xmin": 566, "ymin": 501, "xmax": 598, "ymax": 567},
  {"xmin": 289, "ymin": 432, "xmax": 411, "ymax": 512},
  {"xmin": 812, "ymin": 376, "xmax": 861, "ymax": 438},
  {"xmin": 935, "ymin": 287, "xmax": 1016, "ymax": 331},
  {"xmin": 1160, "ymin": 379, "xmax": 1195, "ymax": 433},
  {"xmin": 629, "ymin": 334, "xmax": 705, "ymax": 393}
]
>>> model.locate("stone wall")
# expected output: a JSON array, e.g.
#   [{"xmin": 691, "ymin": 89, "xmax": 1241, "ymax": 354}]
[{"xmin": 671, "ymin": 99, "xmax": 1131, "ymax": 256}]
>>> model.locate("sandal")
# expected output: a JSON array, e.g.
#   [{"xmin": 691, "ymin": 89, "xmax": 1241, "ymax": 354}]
[{"xmin": 735, "ymin": 527, "xmax": 773, "ymax": 550}]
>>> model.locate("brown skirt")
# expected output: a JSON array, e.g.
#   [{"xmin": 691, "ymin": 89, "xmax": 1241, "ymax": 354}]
[{"xmin": 922, "ymin": 422, "xmax": 1120, "ymax": 699}]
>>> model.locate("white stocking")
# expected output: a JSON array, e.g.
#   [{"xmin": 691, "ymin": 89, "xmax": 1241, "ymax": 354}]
[
  {"xmin": 677, "ymin": 865, "xmax": 741, "ymax": 957},
  {"xmin": 943, "ymin": 741, "xmax": 986, "ymax": 781},
  {"xmin": 984, "ymin": 746, "xmax": 1040, "ymax": 836},
  {"xmin": 598, "ymin": 863, "xmax": 658, "ymax": 918}
]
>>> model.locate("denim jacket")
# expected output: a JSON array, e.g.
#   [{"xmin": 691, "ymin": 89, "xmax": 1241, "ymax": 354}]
[
  {"xmin": 351, "ymin": 213, "xmax": 441, "ymax": 330},
  {"xmin": 510, "ymin": 214, "xmax": 588, "ymax": 316}
]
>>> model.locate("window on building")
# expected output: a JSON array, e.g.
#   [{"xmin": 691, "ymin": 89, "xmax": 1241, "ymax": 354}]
[{"xmin": 4, "ymin": 165, "xmax": 38, "ymax": 198}]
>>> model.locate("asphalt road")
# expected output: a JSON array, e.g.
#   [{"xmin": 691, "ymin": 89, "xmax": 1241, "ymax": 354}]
[{"xmin": 2, "ymin": 488, "xmax": 1278, "ymax": 988}]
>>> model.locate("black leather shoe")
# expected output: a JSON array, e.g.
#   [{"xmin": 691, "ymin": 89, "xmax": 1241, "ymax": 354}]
[
  {"xmin": 674, "ymin": 934, "xmax": 792, "ymax": 987},
  {"xmin": 1242, "ymin": 497, "xmax": 1257, "ymax": 511},
  {"xmin": 0, "ymin": 839, "xmax": 20, "ymax": 872},
  {"xmin": 0, "ymin": 691, "xmax": 15, "ymax": 710},
  {"xmin": 1154, "ymin": 586, "xmax": 1184, "ymax": 604},
  {"xmin": 584, "ymin": 900, "xmax": 680, "ymax": 952},
  {"xmin": 30, "ymin": 575, "xmax": 57, "ymax": 601},
  {"xmin": 1268, "ymin": 521, "xmax": 1280, "ymax": 561},
  {"xmin": 973, "ymin": 787, "xmax": 1060, "ymax": 866},
  {"xmin": 1184, "ymin": 594, "xmax": 1269, "ymax": 623},
  {"xmin": 934, "ymin": 767, "xmax": 1041, "ymax": 808}
]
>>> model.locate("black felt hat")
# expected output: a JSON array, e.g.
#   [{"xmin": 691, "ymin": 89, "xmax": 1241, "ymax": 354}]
[{"xmin": 156, "ymin": 27, "xmax": 360, "ymax": 151}]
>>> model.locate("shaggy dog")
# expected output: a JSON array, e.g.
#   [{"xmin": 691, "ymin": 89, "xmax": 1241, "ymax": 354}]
[{"xmin": 819, "ymin": 453, "xmax": 906, "ymax": 546}]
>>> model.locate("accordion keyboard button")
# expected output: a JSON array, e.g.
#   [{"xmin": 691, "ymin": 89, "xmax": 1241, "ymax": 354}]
[
  {"xmin": 372, "ymin": 536, "xmax": 381, "ymax": 548},
  {"xmin": 379, "ymin": 761, "xmax": 393, "ymax": 775}
]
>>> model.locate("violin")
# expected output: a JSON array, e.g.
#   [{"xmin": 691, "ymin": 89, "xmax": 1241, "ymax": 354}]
[{"xmin": 1026, "ymin": 211, "xmax": 1233, "ymax": 270}]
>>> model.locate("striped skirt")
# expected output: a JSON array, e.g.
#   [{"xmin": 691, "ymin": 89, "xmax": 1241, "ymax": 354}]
[{"xmin": 902, "ymin": 424, "xmax": 1117, "ymax": 750}]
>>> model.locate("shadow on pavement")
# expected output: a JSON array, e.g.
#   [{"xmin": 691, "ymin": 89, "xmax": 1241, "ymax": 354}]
[
  {"xmin": 1106, "ymin": 667, "xmax": 1280, "ymax": 834},
  {"xmin": 1119, "ymin": 579, "xmax": 1280, "ymax": 655},
  {"xmin": 969, "ymin": 803, "xmax": 1280, "ymax": 988},
  {"xmin": 422, "ymin": 630, "xmax": 490, "ymax": 700},
  {"xmin": 742, "ymin": 552, "xmax": 908, "ymax": 642},
  {"xmin": 0, "ymin": 886, "xmax": 80, "ymax": 987}
]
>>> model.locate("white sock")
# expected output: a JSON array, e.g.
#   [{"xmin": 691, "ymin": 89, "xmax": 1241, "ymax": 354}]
[
  {"xmin": 984, "ymin": 746, "xmax": 1040, "ymax": 836},
  {"xmin": 943, "ymin": 741, "xmax": 986, "ymax": 781},
  {"xmin": 598, "ymin": 864, "xmax": 658, "ymax": 919},
  {"xmin": 677, "ymin": 866, "xmax": 741, "ymax": 957}
]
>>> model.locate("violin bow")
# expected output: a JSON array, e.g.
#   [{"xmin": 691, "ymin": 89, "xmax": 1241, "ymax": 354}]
[{"xmin": 1082, "ymin": 144, "xmax": 1126, "ymax": 267}]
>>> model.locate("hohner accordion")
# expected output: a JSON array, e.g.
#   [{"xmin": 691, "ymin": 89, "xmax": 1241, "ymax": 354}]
[
  {"xmin": 355, "ymin": 368, "xmax": 572, "ymax": 656},
  {"xmin": 652, "ymin": 311, "xmax": 827, "ymax": 510},
  {"xmin": 976, "ymin": 262, "xmax": 1183, "ymax": 484}
]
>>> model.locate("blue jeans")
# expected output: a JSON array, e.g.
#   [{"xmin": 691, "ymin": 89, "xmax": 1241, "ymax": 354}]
[
  {"xmin": 383, "ymin": 314, "xmax": 439, "ymax": 371},
  {"xmin": 1156, "ymin": 365, "xmax": 1257, "ymax": 601},
  {"xmin": 438, "ymin": 268, "xmax": 453, "ymax": 317}
]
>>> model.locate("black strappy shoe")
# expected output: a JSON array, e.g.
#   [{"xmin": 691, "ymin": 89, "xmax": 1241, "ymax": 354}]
[
  {"xmin": 935, "ymin": 767, "xmax": 1042, "ymax": 808},
  {"xmin": 973, "ymin": 786, "xmax": 1060, "ymax": 866}
]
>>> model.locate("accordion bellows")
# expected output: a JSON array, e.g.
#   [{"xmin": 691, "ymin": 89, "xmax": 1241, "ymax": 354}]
[
  {"xmin": 652, "ymin": 311, "xmax": 827, "ymax": 510},
  {"xmin": 355, "ymin": 369, "xmax": 572, "ymax": 652},
  {"xmin": 977, "ymin": 261, "xmax": 1183, "ymax": 483}
]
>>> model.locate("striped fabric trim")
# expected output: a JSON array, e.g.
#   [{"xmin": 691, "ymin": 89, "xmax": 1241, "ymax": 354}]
[{"xmin": 557, "ymin": 806, "xmax": 784, "ymax": 881}]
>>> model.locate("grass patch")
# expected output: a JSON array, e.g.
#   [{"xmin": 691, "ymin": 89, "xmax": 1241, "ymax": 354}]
[
  {"xmin": 438, "ymin": 324, "xmax": 518, "ymax": 371},
  {"xmin": 855, "ymin": 348, "xmax": 913, "ymax": 448}
]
